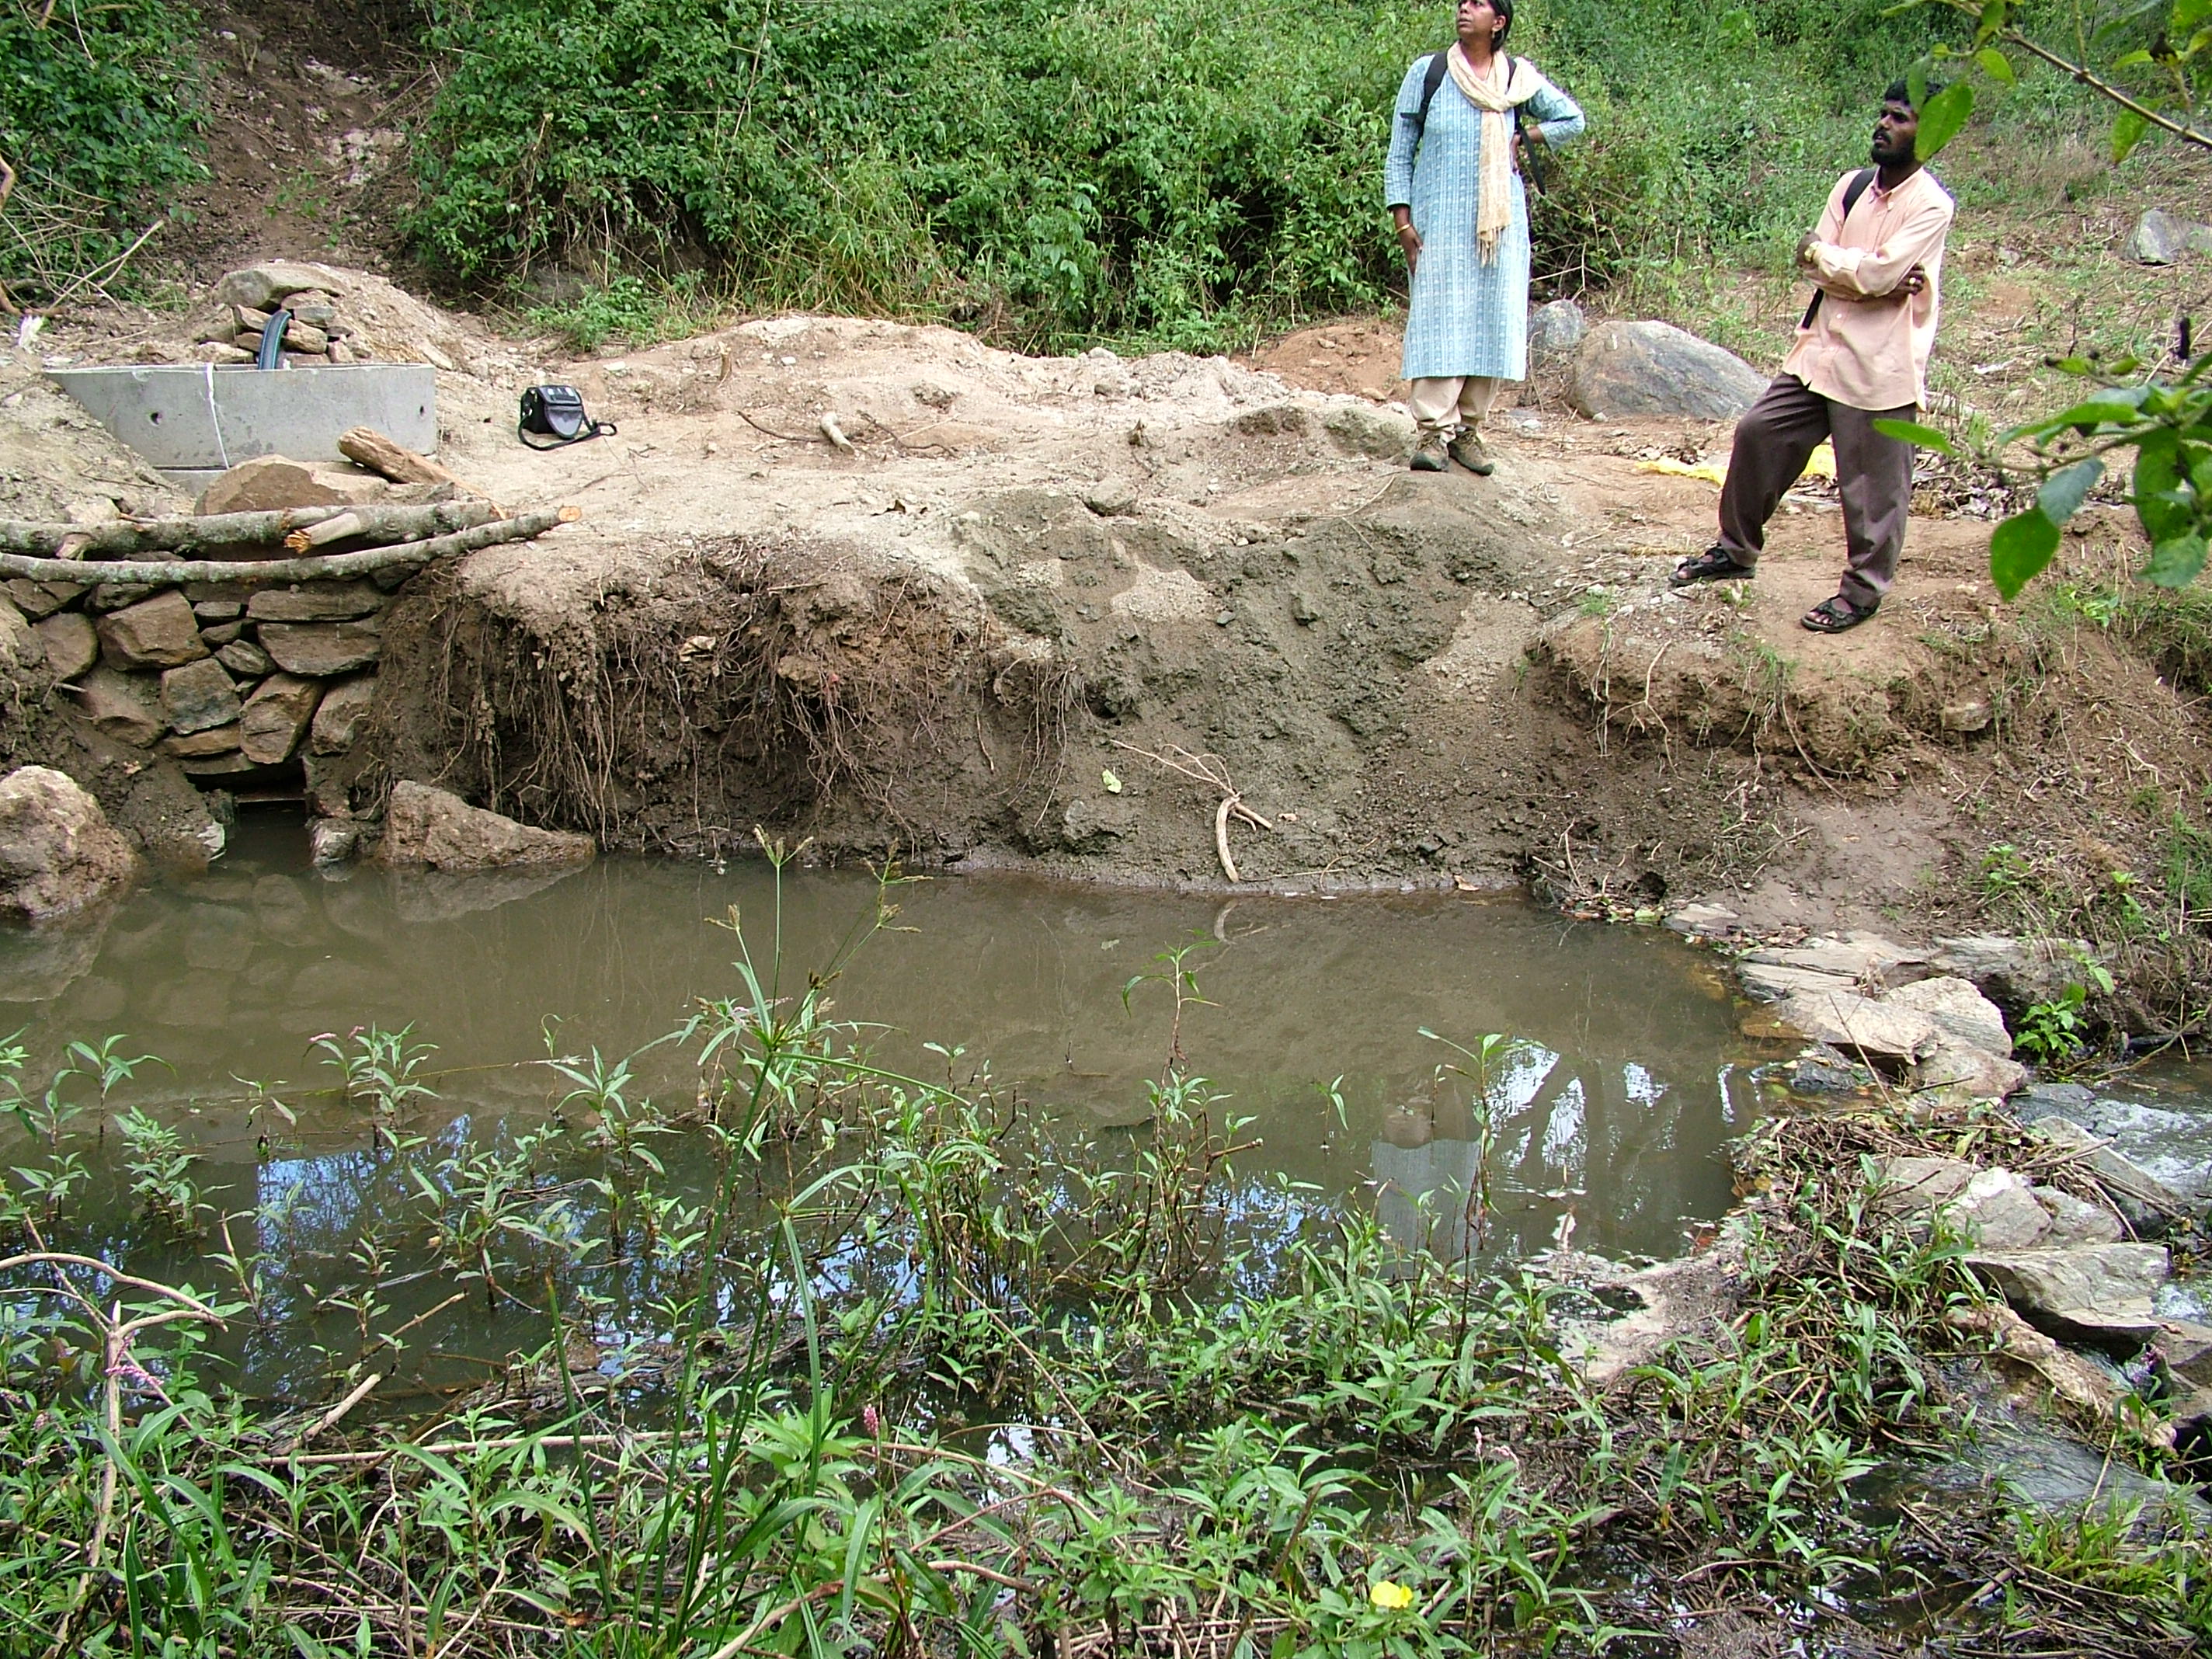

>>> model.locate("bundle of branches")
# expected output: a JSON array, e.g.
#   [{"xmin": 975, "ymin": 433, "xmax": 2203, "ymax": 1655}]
[{"xmin": 0, "ymin": 499, "xmax": 581, "ymax": 588}]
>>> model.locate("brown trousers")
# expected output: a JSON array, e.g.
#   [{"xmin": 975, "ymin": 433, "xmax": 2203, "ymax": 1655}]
[{"xmin": 1718, "ymin": 375, "xmax": 1915, "ymax": 611}]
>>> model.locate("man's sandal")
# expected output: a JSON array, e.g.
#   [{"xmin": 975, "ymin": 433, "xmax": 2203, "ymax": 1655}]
[
  {"xmin": 1668, "ymin": 546, "xmax": 1752, "ymax": 589},
  {"xmin": 1800, "ymin": 594, "xmax": 1878, "ymax": 633}
]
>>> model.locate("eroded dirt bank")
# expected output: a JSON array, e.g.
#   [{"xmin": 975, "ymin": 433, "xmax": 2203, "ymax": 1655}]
[{"xmin": 12, "ymin": 280, "xmax": 2208, "ymax": 1022}]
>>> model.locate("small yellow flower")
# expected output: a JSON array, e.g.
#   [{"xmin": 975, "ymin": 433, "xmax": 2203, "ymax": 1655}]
[{"xmin": 1369, "ymin": 1580, "xmax": 1416, "ymax": 1612}]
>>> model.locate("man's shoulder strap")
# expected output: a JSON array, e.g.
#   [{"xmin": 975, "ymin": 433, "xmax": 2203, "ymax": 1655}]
[
  {"xmin": 1413, "ymin": 48, "xmax": 1452, "ymax": 135},
  {"xmin": 1840, "ymin": 166, "xmax": 1878, "ymax": 221}
]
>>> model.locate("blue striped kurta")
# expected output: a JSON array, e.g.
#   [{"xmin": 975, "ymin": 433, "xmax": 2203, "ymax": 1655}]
[{"xmin": 1384, "ymin": 57, "xmax": 1585, "ymax": 382}]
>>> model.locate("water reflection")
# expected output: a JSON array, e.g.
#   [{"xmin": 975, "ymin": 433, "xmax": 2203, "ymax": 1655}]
[{"xmin": 3, "ymin": 814, "xmax": 1767, "ymax": 1396}]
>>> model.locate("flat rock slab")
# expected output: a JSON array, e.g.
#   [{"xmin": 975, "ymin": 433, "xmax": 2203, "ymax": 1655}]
[
  {"xmin": 1742, "ymin": 931, "xmax": 1930, "ymax": 986},
  {"xmin": 1885, "ymin": 974, "xmax": 2013, "ymax": 1056},
  {"xmin": 1737, "ymin": 960, "xmax": 1856, "ymax": 1003},
  {"xmin": 1772, "ymin": 984, "xmax": 1939, "ymax": 1066},
  {"xmin": 1568, "ymin": 321, "xmax": 1765, "ymax": 421},
  {"xmin": 246, "ymin": 580, "xmax": 386, "ymax": 623},
  {"xmin": 1967, "ymin": 1241, "xmax": 2171, "ymax": 1347},
  {"xmin": 2025, "ymin": 1117, "xmax": 2189, "ymax": 1229},
  {"xmin": 377, "ymin": 781, "xmax": 595, "ymax": 871},
  {"xmin": 259, "ymin": 619, "xmax": 383, "ymax": 676},
  {"xmin": 1928, "ymin": 934, "xmax": 2082, "ymax": 1010}
]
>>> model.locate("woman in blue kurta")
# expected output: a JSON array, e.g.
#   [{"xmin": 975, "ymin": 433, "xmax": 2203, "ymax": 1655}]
[{"xmin": 1386, "ymin": 0, "xmax": 1584, "ymax": 473}]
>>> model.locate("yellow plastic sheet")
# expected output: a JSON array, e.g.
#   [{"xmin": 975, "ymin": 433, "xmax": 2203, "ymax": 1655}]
[{"xmin": 1631, "ymin": 440, "xmax": 1836, "ymax": 489}]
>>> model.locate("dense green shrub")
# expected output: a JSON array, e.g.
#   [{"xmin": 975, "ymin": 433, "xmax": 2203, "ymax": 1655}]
[
  {"xmin": 0, "ymin": 0, "xmax": 206, "ymax": 301},
  {"xmin": 407, "ymin": 0, "xmax": 2015, "ymax": 346}
]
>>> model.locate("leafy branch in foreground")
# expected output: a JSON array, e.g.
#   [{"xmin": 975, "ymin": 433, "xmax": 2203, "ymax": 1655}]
[{"xmin": 1878, "ymin": 353, "xmax": 2210, "ymax": 599}]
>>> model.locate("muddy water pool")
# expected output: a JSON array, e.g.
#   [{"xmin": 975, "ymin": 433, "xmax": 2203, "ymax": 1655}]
[{"xmin": 2, "ymin": 816, "xmax": 1764, "ymax": 1400}]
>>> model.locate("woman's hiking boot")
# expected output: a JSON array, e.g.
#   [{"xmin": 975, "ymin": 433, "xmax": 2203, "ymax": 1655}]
[
  {"xmin": 1410, "ymin": 433, "xmax": 1449, "ymax": 472},
  {"xmin": 1448, "ymin": 430, "xmax": 1495, "ymax": 475}
]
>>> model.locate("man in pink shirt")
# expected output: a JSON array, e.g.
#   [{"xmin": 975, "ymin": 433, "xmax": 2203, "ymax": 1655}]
[{"xmin": 1669, "ymin": 82, "xmax": 1956, "ymax": 632}]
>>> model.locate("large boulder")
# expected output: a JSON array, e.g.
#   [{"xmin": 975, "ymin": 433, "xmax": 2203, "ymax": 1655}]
[
  {"xmin": 376, "ymin": 781, "xmax": 596, "ymax": 871},
  {"xmin": 0, "ymin": 766, "xmax": 137, "ymax": 926},
  {"xmin": 1569, "ymin": 321, "xmax": 1765, "ymax": 421},
  {"xmin": 212, "ymin": 262, "xmax": 340, "ymax": 313},
  {"xmin": 309, "ymin": 674, "xmax": 377, "ymax": 753}
]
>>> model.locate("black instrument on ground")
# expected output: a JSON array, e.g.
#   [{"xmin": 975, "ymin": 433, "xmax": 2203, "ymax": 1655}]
[{"xmin": 518, "ymin": 384, "xmax": 617, "ymax": 450}]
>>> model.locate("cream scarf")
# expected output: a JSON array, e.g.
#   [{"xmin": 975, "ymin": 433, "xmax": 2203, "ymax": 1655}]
[{"xmin": 1445, "ymin": 46, "xmax": 1540, "ymax": 263}]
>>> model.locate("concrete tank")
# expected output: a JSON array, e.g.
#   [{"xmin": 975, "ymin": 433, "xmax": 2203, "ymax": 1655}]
[{"xmin": 45, "ymin": 363, "xmax": 438, "ymax": 489}]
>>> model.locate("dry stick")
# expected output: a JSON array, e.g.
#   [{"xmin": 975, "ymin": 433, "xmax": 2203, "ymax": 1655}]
[
  {"xmin": 0, "ymin": 499, "xmax": 498, "ymax": 559},
  {"xmin": 295, "ymin": 1372, "xmax": 383, "ymax": 1448},
  {"xmin": 0, "ymin": 505, "xmax": 580, "ymax": 588}
]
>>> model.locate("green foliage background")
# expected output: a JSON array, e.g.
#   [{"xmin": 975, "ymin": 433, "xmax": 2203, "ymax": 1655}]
[
  {"xmin": 407, "ymin": 0, "xmax": 1977, "ymax": 350},
  {"xmin": 0, "ymin": 0, "xmax": 206, "ymax": 301}
]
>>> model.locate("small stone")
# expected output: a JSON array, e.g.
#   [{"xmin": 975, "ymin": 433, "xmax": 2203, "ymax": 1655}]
[
  {"xmin": 238, "ymin": 673, "xmax": 325, "ymax": 764},
  {"xmin": 2032, "ymin": 1185, "xmax": 2124, "ymax": 1246},
  {"xmin": 310, "ymin": 818, "xmax": 360, "ymax": 864},
  {"xmin": 2124, "ymin": 207, "xmax": 2212, "ymax": 265},
  {"xmin": 217, "ymin": 638, "xmax": 273, "ymax": 676},
  {"xmin": 156, "ymin": 724, "xmax": 244, "ymax": 759},
  {"xmin": 1290, "ymin": 590, "xmax": 1320, "ymax": 624},
  {"xmin": 245, "ymin": 580, "xmax": 384, "ymax": 623},
  {"xmin": 0, "ymin": 596, "xmax": 40, "ymax": 669},
  {"xmin": 376, "ymin": 781, "xmax": 595, "ymax": 871},
  {"xmin": 259, "ymin": 620, "xmax": 381, "ymax": 676},
  {"xmin": 158, "ymin": 658, "xmax": 242, "ymax": 735},
  {"xmin": 33, "ymin": 612, "xmax": 96, "ymax": 681},
  {"xmin": 1940, "ymin": 697, "xmax": 1991, "ymax": 732},
  {"xmin": 86, "ymin": 583, "xmax": 156, "ymax": 613},
  {"xmin": 96, "ymin": 590, "xmax": 207, "ymax": 670},
  {"xmin": 192, "ymin": 600, "xmax": 244, "ymax": 621},
  {"xmin": 1083, "ymin": 480, "xmax": 1138, "ymax": 516},
  {"xmin": 309, "ymin": 675, "xmax": 376, "ymax": 754},
  {"xmin": 0, "ymin": 766, "xmax": 137, "ymax": 926},
  {"xmin": 1526, "ymin": 297, "xmax": 1587, "ymax": 368},
  {"xmin": 202, "ymin": 621, "xmax": 245, "ymax": 647},
  {"xmin": 70, "ymin": 668, "xmax": 164, "ymax": 746},
  {"xmin": 4, "ymin": 579, "xmax": 77, "ymax": 620}
]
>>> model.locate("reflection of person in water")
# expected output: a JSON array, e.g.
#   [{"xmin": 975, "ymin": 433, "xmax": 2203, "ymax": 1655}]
[{"xmin": 1369, "ymin": 1048, "xmax": 1706, "ymax": 1261}]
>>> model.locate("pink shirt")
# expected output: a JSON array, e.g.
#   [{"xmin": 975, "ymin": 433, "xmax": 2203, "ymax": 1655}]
[{"xmin": 1782, "ymin": 166, "xmax": 1955, "ymax": 412}]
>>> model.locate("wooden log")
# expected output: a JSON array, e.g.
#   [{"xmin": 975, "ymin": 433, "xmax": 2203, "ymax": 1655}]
[
  {"xmin": 0, "ymin": 500, "xmax": 499, "ymax": 560},
  {"xmin": 0, "ymin": 506, "xmax": 579, "ymax": 588},
  {"xmin": 339, "ymin": 426, "xmax": 475, "ymax": 492}
]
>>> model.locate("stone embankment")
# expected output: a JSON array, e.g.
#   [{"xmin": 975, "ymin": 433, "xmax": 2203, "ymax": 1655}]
[{"xmin": 1630, "ymin": 904, "xmax": 2212, "ymax": 1461}]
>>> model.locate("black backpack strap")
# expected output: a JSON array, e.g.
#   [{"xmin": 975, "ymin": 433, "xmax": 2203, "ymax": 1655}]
[
  {"xmin": 1413, "ymin": 49, "xmax": 1451, "ymax": 141},
  {"xmin": 1511, "ymin": 59, "xmax": 1546, "ymax": 193},
  {"xmin": 1800, "ymin": 168, "xmax": 1880, "ymax": 329},
  {"xmin": 518, "ymin": 416, "xmax": 618, "ymax": 450}
]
